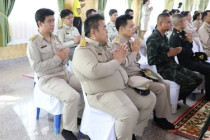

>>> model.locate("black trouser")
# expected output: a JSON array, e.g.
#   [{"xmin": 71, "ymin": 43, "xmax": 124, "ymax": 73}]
[
  {"xmin": 184, "ymin": 60, "xmax": 210, "ymax": 99},
  {"xmin": 73, "ymin": 17, "xmax": 82, "ymax": 34}
]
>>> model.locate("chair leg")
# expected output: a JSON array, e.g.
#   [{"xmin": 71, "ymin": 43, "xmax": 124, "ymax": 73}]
[
  {"xmin": 54, "ymin": 114, "xmax": 61, "ymax": 134},
  {"xmin": 36, "ymin": 108, "xmax": 40, "ymax": 120},
  {"xmin": 78, "ymin": 130, "xmax": 83, "ymax": 139}
]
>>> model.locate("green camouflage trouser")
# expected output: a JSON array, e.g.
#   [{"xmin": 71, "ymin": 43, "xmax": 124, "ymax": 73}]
[{"xmin": 159, "ymin": 67, "xmax": 202, "ymax": 100}]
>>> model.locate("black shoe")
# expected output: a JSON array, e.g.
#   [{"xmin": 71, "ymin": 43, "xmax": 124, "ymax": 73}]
[
  {"xmin": 77, "ymin": 118, "xmax": 81, "ymax": 125},
  {"xmin": 132, "ymin": 134, "xmax": 137, "ymax": 140},
  {"xmin": 153, "ymin": 117, "xmax": 175, "ymax": 131},
  {"xmin": 61, "ymin": 129, "xmax": 78, "ymax": 140}
]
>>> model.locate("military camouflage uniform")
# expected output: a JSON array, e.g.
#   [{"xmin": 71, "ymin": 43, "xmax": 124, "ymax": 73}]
[
  {"xmin": 170, "ymin": 28, "xmax": 210, "ymax": 99},
  {"xmin": 147, "ymin": 29, "xmax": 202, "ymax": 100}
]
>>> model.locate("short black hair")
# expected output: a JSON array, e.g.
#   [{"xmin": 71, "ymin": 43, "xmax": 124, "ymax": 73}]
[
  {"xmin": 125, "ymin": 9, "xmax": 133, "ymax": 15},
  {"xmin": 109, "ymin": 9, "xmax": 117, "ymax": 16},
  {"xmin": 86, "ymin": 9, "xmax": 97, "ymax": 18},
  {"xmin": 143, "ymin": 0, "xmax": 149, "ymax": 4},
  {"xmin": 84, "ymin": 14, "xmax": 104, "ymax": 37},
  {"xmin": 169, "ymin": 9, "xmax": 177, "ymax": 15},
  {"xmin": 162, "ymin": 9, "xmax": 169, "ymax": 13},
  {"xmin": 157, "ymin": 13, "xmax": 170, "ymax": 25},
  {"xmin": 178, "ymin": 2, "xmax": 182, "ymax": 8},
  {"xmin": 202, "ymin": 10, "xmax": 210, "ymax": 21},
  {"xmin": 115, "ymin": 14, "xmax": 133, "ymax": 31},
  {"xmin": 35, "ymin": 8, "xmax": 54, "ymax": 27},
  {"xmin": 60, "ymin": 9, "xmax": 73, "ymax": 18},
  {"xmin": 182, "ymin": 11, "xmax": 190, "ymax": 17}
]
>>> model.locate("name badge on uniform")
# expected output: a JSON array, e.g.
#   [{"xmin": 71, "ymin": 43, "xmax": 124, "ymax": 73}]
[
  {"xmin": 66, "ymin": 32, "xmax": 69, "ymax": 35},
  {"xmin": 98, "ymin": 53, "xmax": 102, "ymax": 55},
  {"xmin": 41, "ymin": 45, "xmax": 47, "ymax": 48}
]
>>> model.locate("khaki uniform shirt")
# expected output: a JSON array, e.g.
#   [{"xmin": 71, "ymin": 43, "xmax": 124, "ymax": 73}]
[
  {"xmin": 58, "ymin": 23, "xmax": 80, "ymax": 48},
  {"xmin": 198, "ymin": 22, "xmax": 210, "ymax": 57},
  {"xmin": 27, "ymin": 32, "xmax": 69, "ymax": 79},
  {"xmin": 110, "ymin": 35, "xmax": 141, "ymax": 77},
  {"xmin": 106, "ymin": 21, "xmax": 118, "ymax": 42},
  {"xmin": 72, "ymin": 37, "xmax": 128, "ymax": 95}
]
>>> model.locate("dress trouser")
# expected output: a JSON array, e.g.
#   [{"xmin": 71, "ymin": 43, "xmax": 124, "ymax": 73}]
[
  {"xmin": 39, "ymin": 72, "xmax": 83, "ymax": 132},
  {"xmin": 149, "ymin": 80, "xmax": 171, "ymax": 118},
  {"xmin": 184, "ymin": 60, "xmax": 210, "ymax": 99},
  {"xmin": 87, "ymin": 87, "xmax": 156, "ymax": 140}
]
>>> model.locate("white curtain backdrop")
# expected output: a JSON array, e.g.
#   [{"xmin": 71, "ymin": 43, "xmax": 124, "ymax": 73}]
[{"xmin": 8, "ymin": 0, "xmax": 59, "ymax": 45}]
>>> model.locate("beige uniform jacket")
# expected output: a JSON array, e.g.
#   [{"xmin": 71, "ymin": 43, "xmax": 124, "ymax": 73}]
[
  {"xmin": 27, "ymin": 32, "xmax": 69, "ymax": 79},
  {"xmin": 110, "ymin": 35, "xmax": 141, "ymax": 77},
  {"xmin": 106, "ymin": 21, "xmax": 118, "ymax": 42},
  {"xmin": 198, "ymin": 22, "xmax": 210, "ymax": 57},
  {"xmin": 72, "ymin": 37, "xmax": 128, "ymax": 95},
  {"xmin": 58, "ymin": 23, "xmax": 80, "ymax": 48}
]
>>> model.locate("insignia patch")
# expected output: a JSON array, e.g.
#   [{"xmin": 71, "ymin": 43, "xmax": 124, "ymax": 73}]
[
  {"xmin": 29, "ymin": 35, "xmax": 37, "ymax": 41},
  {"xmin": 114, "ymin": 36, "xmax": 120, "ymax": 44},
  {"xmin": 80, "ymin": 38, "xmax": 86, "ymax": 47},
  {"xmin": 41, "ymin": 45, "xmax": 47, "ymax": 48}
]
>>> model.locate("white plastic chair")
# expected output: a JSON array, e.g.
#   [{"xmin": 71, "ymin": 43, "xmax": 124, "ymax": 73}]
[
  {"xmin": 34, "ymin": 76, "xmax": 63, "ymax": 134},
  {"xmin": 78, "ymin": 86, "xmax": 116, "ymax": 140}
]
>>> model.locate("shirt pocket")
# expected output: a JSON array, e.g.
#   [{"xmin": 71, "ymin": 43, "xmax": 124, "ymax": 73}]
[{"xmin": 39, "ymin": 46, "xmax": 52, "ymax": 60}]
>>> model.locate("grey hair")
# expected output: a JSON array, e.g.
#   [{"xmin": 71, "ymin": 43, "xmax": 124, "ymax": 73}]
[{"xmin": 172, "ymin": 14, "xmax": 184, "ymax": 27}]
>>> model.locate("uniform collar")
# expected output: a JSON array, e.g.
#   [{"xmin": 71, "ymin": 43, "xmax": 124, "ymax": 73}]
[
  {"xmin": 63, "ymin": 23, "xmax": 74, "ymax": 29},
  {"xmin": 204, "ymin": 22, "xmax": 210, "ymax": 28},
  {"xmin": 85, "ymin": 37, "xmax": 107, "ymax": 48},
  {"xmin": 108, "ymin": 21, "xmax": 115, "ymax": 27},
  {"xmin": 118, "ymin": 34, "xmax": 129, "ymax": 44},
  {"xmin": 37, "ymin": 31, "xmax": 56, "ymax": 42}
]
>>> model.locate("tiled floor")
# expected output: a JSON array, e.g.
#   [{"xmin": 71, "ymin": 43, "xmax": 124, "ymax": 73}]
[{"xmin": 1, "ymin": 56, "xmax": 202, "ymax": 140}]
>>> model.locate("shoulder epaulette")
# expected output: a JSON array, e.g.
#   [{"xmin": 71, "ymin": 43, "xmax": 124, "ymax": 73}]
[
  {"xmin": 29, "ymin": 35, "xmax": 37, "ymax": 41},
  {"xmin": 80, "ymin": 38, "xmax": 86, "ymax": 47},
  {"xmin": 114, "ymin": 36, "xmax": 120, "ymax": 44}
]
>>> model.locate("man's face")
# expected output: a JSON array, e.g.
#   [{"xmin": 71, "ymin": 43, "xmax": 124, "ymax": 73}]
[
  {"xmin": 94, "ymin": 20, "xmax": 108, "ymax": 44},
  {"xmin": 62, "ymin": 14, "xmax": 74, "ymax": 26},
  {"xmin": 110, "ymin": 12, "xmax": 118, "ymax": 23},
  {"xmin": 205, "ymin": 12, "xmax": 210, "ymax": 24},
  {"xmin": 129, "ymin": 12, "xmax": 134, "ymax": 17},
  {"xmin": 39, "ymin": 15, "xmax": 55, "ymax": 33},
  {"xmin": 121, "ymin": 20, "xmax": 135, "ymax": 38},
  {"xmin": 161, "ymin": 17, "xmax": 172, "ymax": 31}
]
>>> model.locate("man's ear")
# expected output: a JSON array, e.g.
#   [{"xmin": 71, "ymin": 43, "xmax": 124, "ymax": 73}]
[
  {"xmin": 90, "ymin": 28, "xmax": 96, "ymax": 38},
  {"xmin": 38, "ymin": 21, "xmax": 42, "ymax": 28},
  {"xmin": 119, "ymin": 26, "xmax": 124, "ymax": 33}
]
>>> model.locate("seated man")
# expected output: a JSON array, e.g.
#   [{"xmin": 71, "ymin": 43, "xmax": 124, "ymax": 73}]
[
  {"xmin": 147, "ymin": 13, "xmax": 202, "ymax": 101},
  {"xmin": 106, "ymin": 9, "xmax": 118, "ymax": 42},
  {"xmin": 27, "ymin": 8, "xmax": 83, "ymax": 140},
  {"xmin": 58, "ymin": 9, "xmax": 81, "ymax": 60},
  {"xmin": 72, "ymin": 14, "xmax": 156, "ymax": 140},
  {"xmin": 110, "ymin": 14, "xmax": 175, "ymax": 131},
  {"xmin": 198, "ymin": 10, "xmax": 210, "ymax": 57},
  {"xmin": 170, "ymin": 14, "xmax": 210, "ymax": 100}
]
